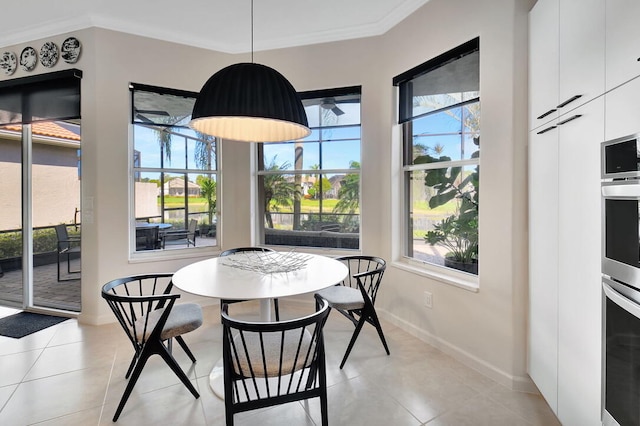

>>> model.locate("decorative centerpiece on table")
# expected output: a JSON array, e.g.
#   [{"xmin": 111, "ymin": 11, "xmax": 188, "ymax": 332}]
[{"xmin": 221, "ymin": 250, "xmax": 311, "ymax": 274}]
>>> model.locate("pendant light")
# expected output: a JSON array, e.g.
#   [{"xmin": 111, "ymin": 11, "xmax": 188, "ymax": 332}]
[{"xmin": 189, "ymin": 0, "xmax": 310, "ymax": 143}]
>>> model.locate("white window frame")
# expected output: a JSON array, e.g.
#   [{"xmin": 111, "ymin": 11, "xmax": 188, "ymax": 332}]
[
  {"xmin": 392, "ymin": 39, "xmax": 480, "ymax": 290},
  {"xmin": 256, "ymin": 87, "xmax": 362, "ymax": 252},
  {"xmin": 129, "ymin": 83, "xmax": 219, "ymax": 259}
]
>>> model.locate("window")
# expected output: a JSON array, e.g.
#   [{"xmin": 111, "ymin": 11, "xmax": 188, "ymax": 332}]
[
  {"xmin": 394, "ymin": 38, "xmax": 480, "ymax": 275},
  {"xmin": 130, "ymin": 83, "xmax": 218, "ymax": 252},
  {"xmin": 257, "ymin": 87, "xmax": 361, "ymax": 249}
]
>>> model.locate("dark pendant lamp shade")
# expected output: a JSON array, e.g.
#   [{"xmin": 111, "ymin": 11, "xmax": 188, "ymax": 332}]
[{"xmin": 189, "ymin": 63, "xmax": 310, "ymax": 142}]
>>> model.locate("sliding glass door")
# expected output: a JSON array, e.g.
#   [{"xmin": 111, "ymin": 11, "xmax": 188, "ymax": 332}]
[
  {"xmin": 0, "ymin": 70, "xmax": 82, "ymax": 313},
  {"xmin": 0, "ymin": 124, "xmax": 24, "ymax": 307},
  {"xmin": 0, "ymin": 121, "xmax": 82, "ymax": 312}
]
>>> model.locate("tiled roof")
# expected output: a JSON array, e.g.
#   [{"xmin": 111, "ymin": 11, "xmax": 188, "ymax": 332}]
[{"xmin": 4, "ymin": 122, "xmax": 81, "ymax": 141}]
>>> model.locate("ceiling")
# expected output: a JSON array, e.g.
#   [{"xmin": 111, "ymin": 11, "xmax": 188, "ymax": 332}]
[{"xmin": 2, "ymin": 0, "xmax": 429, "ymax": 54}]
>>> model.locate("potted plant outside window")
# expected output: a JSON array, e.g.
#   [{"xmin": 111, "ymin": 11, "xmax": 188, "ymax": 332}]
[{"xmin": 420, "ymin": 137, "xmax": 479, "ymax": 274}]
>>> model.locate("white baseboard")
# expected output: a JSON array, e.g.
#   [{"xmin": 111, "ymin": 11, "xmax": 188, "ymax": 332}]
[{"xmin": 378, "ymin": 308, "xmax": 538, "ymax": 394}]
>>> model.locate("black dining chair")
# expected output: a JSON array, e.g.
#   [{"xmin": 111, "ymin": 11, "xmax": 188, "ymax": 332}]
[
  {"xmin": 219, "ymin": 247, "xmax": 280, "ymax": 321},
  {"xmin": 315, "ymin": 255, "xmax": 390, "ymax": 368},
  {"xmin": 221, "ymin": 296, "xmax": 330, "ymax": 426},
  {"xmin": 101, "ymin": 273, "xmax": 202, "ymax": 421}
]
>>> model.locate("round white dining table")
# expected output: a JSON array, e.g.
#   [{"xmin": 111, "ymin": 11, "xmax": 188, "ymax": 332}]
[
  {"xmin": 172, "ymin": 252, "xmax": 348, "ymax": 321},
  {"xmin": 171, "ymin": 251, "xmax": 349, "ymax": 398}
]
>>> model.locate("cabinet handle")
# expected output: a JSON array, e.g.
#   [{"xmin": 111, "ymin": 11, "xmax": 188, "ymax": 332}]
[
  {"xmin": 536, "ymin": 125, "xmax": 557, "ymax": 134},
  {"xmin": 536, "ymin": 109, "xmax": 557, "ymax": 120},
  {"xmin": 557, "ymin": 114, "xmax": 582, "ymax": 126},
  {"xmin": 556, "ymin": 95, "xmax": 582, "ymax": 109}
]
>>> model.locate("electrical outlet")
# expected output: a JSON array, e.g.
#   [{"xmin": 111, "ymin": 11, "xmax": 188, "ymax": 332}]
[{"xmin": 424, "ymin": 291, "xmax": 433, "ymax": 308}]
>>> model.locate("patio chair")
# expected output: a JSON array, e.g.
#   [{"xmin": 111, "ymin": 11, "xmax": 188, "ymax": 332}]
[
  {"xmin": 315, "ymin": 255, "xmax": 390, "ymax": 368},
  {"xmin": 219, "ymin": 247, "xmax": 280, "ymax": 320},
  {"xmin": 55, "ymin": 224, "xmax": 81, "ymax": 281},
  {"xmin": 135, "ymin": 225, "xmax": 161, "ymax": 250},
  {"xmin": 162, "ymin": 219, "xmax": 197, "ymax": 248},
  {"xmin": 101, "ymin": 273, "xmax": 202, "ymax": 421},
  {"xmin": 221, "ymin": 296, "xmax": 330, "ymax": 426}
]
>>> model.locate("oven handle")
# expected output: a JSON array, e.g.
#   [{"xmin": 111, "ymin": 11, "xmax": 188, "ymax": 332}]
[
  {"xmin": 603, "ymin": 281, "xmax": 640, "ymax": 319},
  {"xmin": 602, "ymin": 183, "xmax": 640, "ymax": 198}
]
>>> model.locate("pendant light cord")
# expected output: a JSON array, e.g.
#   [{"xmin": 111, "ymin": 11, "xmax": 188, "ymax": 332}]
[{"xmin": 251, "ymin": 0, "xmax": 254, "ymax": 63}]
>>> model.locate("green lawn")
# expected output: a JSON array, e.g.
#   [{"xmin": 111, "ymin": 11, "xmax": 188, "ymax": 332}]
[
  {"xmin": 271, "ymin": 198, "xmax": 347, "ymax": 214},
  {"xmin": 161, "ymin": 196, "xmax": 454, "ymax": 219}
]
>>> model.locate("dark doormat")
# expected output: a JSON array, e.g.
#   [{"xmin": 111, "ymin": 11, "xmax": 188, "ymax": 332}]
[{"xmin": 0, "ymin": 312, "xmax": 69, "ymax": 338}]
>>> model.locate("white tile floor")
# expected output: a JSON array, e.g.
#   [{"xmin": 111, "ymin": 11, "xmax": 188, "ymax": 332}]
[{"xmin": 0, "ymin": 302, "xmax": 560, "ymax": 425}]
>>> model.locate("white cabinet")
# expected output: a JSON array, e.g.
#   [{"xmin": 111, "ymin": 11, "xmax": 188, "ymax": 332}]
[
  {"xmin": 528, "ymin": 125, "xmax": 559, "ymax": 414},
  {"xmin": 529, "ymin": 0, "xmax": 559, "ymax": 130},
  {"xmin": 606, "ymin": 0, "xmax": 640, "ymax": 90},
  {"xmin": 528, "ymin": 100, "xmax": 604, "ymax": 425},
  {"xmin": 529, "ymin": 0, "xmax": 605, "ymax": 131},
  {"xmin": 605, "ymin": 75, "xmax": 640, "ymax": 141},
  {"xmin": 557, "ymin": 99, "xmax": 603, "ymax": 426},
  {"xmin": 559, "ymin": 0, "xmax": 605, "ymax": 109}
]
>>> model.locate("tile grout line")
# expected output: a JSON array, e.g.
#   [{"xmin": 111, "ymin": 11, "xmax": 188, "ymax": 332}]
[{"xmin": 98, "ymin": 350, "xmax": 119, "ymax": 424}]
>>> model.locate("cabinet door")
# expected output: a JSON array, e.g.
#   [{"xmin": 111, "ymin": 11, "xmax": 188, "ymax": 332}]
[
  {"xmin": 529, "ymin": 0, "xmax": 559, "ymax": 130},
  {"xmin": 528, "ymin": 125, "xmax": 559, "ymax": 414},
  {"xmin": 606, "ymin": 0, "xmax": 640, "ymax": 90},
  {"xmin": 557, "ymin": 99, "xmax": 604, "ymax": 426},
  {"xmin": 559, "ymin": 0, "xmax": 605, "ymax": 112},
  {"xmin": 605, "ymin": 75, "xmax": 640, "ymax": 141}
]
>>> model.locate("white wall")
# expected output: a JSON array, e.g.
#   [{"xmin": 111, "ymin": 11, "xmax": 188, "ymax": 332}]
[{"xmin": 0, "ymin": 0, "xmax": 535, "ymax": 390}]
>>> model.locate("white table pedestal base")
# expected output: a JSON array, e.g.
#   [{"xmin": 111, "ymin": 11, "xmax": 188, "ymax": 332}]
[
  {"xmin": 210, "ymin": 298, "xmax": 273, "ymax": 399},
  {"xmin": 209, "ymin": 359, "xmax": 225, "ymax": 398}
]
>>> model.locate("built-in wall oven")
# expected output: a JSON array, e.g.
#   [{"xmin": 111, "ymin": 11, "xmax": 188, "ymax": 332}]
[{"xmin": 602, "ymin": 133, "xmax": 640, "ymax": 426}]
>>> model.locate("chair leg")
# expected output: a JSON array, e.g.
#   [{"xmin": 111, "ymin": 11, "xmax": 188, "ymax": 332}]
[
  {"xmin": 57, "ymin": 252, "xmax": 80, "ymax": 281},
  {"xmin": 125, "ymin": 352, "xmax": 139, "ymax": 379},
  {"xmin": 175, "ymin": 335, "xmax": 197, "ymax": 363},
  {"xmin": 156, "ymin": 342, "xmax": 200, "ymax": 399},
  {"xmin": 340, "ymin": 316, "xmax": 366, "ymax": 369},
  {"xmin": 225, "ymin": 405, "xmax": 235, "ymax": 426},
  {"xmin": 66, "ymin": 252, "xmax": 81, "ymax": 274},
  {"xmin": 114, "ymin": 349, "xmax": 151, "ymax": 421},
  {"xmin": 320, "ymin": 387, "xmax": 328, "ymax": 426},
  {"xmin": 369, "ymin": 308, "xmax": 391, "ymax": 356}
]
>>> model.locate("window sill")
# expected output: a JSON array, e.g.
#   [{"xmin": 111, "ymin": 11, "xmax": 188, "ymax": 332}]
[
  {"xmin": 263, "ymin": 245, "xmax": 360, "ymax": 258},
  {"xmin": 129, "ymin": 246, "xmax": 218, "ymax": 264},
  {"xmin": 392, "ymin": 258, "xmax": 479, "ymax": 292}
]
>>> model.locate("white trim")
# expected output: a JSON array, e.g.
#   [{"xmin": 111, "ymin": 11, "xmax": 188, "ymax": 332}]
[
  {"xmin": 379, "ymin": 307, "xmax": 537, "ymax": 393},
  {"xmin": 257, "ymin": 168, "xmax": 359, "ymax": 176},
  {"xmin": 404, "ymin": 157, "xmax": 479, "ymax": 171},
  {"xmin": 392, "ymin": 259, "xmax": 479, "ymax": 292}
]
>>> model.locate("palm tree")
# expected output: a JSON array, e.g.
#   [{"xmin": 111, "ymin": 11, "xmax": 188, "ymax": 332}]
[
  {"xmin": 263, "ymin": 156, "xmax": 297, "ymax": 229},
  {"xmin": 307, "ymin": 164, "xmax": 320, "ymax": 198},
  {"xmin": 333, "ymin": 161, "xmax": 360, "ymax": 231},
  {"xmin": 199, "ymin": 177, "xmax": 216, "ymax": 227},
  {"xmin": 149, "ymin": 123, "xmax": 216, "ymax": 226}
]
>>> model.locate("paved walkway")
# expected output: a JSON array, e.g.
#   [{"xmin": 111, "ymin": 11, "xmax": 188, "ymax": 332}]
[{"xmin": 0, "ymin": 259, "xmax": 81, "ymax": 312}]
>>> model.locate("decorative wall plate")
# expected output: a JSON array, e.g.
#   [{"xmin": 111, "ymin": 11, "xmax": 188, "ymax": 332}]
[
  {"xmin": 0, "ymin": 51, "xmax": 17, "ymax": 75},
  {"xmin": 19, "ymin": 46, "xmax": 37, "ymax": 71},
  {"xmin": 39, "ymin": 42, "xmax": 59, "ymax": 68},
  {"xmin": 61, "ymin": 37, "xmax": 81, "ymax": 63}
]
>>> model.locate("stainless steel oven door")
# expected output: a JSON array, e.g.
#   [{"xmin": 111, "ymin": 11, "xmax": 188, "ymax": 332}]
[
  {"xmin": 603, "ymin": 277, "xmax": 640, "ymax": 426},
  {"xmin": 602, "ymin": 181, "xmax": 640, "ymax": 290}
]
